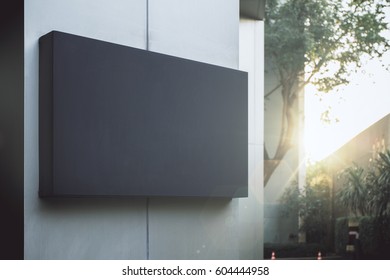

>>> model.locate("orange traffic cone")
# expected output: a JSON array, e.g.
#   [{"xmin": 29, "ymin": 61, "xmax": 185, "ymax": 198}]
[
  {"xmin": 271, "ymin": 251, "xmax": 276, "ymax": 260},
  {"xmin": 317, "ymin": 251, "xmax": 322, "ymax": 260}
]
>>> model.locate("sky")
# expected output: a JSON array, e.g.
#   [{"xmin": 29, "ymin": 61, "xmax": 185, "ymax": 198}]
[{"xmin": 305, "ymin": 10, "xmax": 390, "ymax": 162}]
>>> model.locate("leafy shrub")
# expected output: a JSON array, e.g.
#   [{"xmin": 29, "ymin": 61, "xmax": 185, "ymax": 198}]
[
  {"xmin": 337, "ymin": 165, "xmax": 371, "ymax": 216},
  {"xmin": 337, "ymin": 150, "xmax": 390, "ymax": 218},
  {"xmin": 358, "ymin": 216, "xmax": 378, "ymax": 258},
  {"xmin": 335, "ymin": 216, "xmax": 390, "ymax": 259},
  {"xmin": 362, "ymin": 216, "xmax": 390, "ymax": 259},
  {"xmin": 334, "ymin": 217, "xmax": 349, "ymax": 256},
  {"xmin": 281, "ymin": 163, "xmax": 332, "ymax": 245},
  {"xmin": 334, "ymin": 150, "xmax": 390, "ymax": 258},
  {"xmin": 369, "ymin": 151, "xmax": 390, "ymax": 217}
]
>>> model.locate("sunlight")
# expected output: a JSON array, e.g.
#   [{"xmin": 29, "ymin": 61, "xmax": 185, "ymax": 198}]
[
  {"xmin": 305, "ymin": 55, "xmax": 390, "ymax": 162},
  {"xmin": 304, "ymin": 7, "xmax": 390, "ymax": 163}
]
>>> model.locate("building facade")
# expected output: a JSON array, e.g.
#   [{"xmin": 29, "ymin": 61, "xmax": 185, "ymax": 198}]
[
  {"xmin": 1, "ymin": 0, "xmax": 265, "ymax": 259},
  {"xmin": 325, "ymin": 113, "xmax": 390, "ymax": 218}
]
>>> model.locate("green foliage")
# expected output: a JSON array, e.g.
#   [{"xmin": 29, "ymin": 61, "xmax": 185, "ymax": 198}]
[
  {"xmin": 335, "ymin": 151, "xmax": 390, "ymax": 258},
  {"xmin": 281, "ymin": 163, "xmax": 332, "ymax": 244},
  {"xmin": 335, "ymin": 216, "xmax": 390, "ymax": 259},
  {"xmin": 368, "ymin": 150, "xmax": 390, "ymax": 217},
  {"xmin": 337, "ymin": 165, "xmax": 371, "ymax": 216},
  {"xmin": 358, "ymin": 216, "xmax": 379, "ymax": 257},
  {"xmin": 264, "ymin": 0, "xmax": 390, "ymax": 185},
  {"xmin": 338, "ymin": 150, "xmax": 390, "ymax": 217},
  {"xmin": 265, "ymin": 0, "xmax": 390, "ymax": 94},
  {"xmin": 334, "ymin": 217, "xmax": 349, "ymax": 255}
]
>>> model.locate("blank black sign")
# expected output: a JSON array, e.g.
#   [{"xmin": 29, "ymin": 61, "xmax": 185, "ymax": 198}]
[{"xmin": 39, "ymin": 31, "xmax": 248, "ymax": 198}]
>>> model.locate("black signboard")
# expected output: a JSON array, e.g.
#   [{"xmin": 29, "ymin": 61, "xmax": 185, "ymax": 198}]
[{"xmin": 39, "ymin": 31, "xmax": 248, "ymax": 198}]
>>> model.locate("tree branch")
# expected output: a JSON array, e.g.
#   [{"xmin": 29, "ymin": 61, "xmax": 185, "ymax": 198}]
[
  {"xmin": 264, "ymin": 83, "xmax": 282, "ymax": 98},
  {"xmin": 302, "ymin": 31, "xmax": 349, "ymax": 87},
  {"xmin": 264, "ymin": 146, "xmax": 270, "ymax": 161},
  {"xmin": 264, "ymin": 80, "xmax": 298, "ymax": 187}
]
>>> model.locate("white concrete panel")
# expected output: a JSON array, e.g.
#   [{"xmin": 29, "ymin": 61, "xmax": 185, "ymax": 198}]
[
  {"xmin": 238, "ymin": 144, "xmax": 263, "ymax": 259},
  {"xmin": 148, "ymin": 0, "xmax": 246, "ymax": 259},
  {"xmin": 239, "ymin": 21, "xmax": 255, "ymax": 144},
  {"xmin": 24, "ymin": 199, "xmax": 147, "ymax": 259},
  {"xmin": 149, "ymin": 199, "xmax": 239, "ymax": 259},
  {"xmin": 24, "ymin": 0, "xmax": 147, "ymax": 259},
  {"xmin": 25, "ymin": 0, "xmax": 147, "ymax": 49},
  {"xmin": 238, "ymin": 19, "xmax": 264, "ymax": 259},
  {"xmin": 149, "ymin": 0, "xmax": 239, "ymax": 68},
  {"xmin": 240, "ymin": 20, "xmax": 263, "ymax": 146},
  {"xmin": 254, "ymin": 21, "xmax": 264, "ymax": 146}
]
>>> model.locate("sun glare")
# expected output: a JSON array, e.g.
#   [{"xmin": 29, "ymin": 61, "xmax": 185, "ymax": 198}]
[
  {"xmin": 303, "ymin": 8, "xmax": 390, "ymax": 163},
  {"xmin": 305, "ymin": 56, "xmax": 390, "ymax": 162}
]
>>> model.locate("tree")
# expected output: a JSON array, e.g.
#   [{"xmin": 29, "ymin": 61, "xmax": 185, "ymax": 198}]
[
  {"xmin": 281, "ymin": 162, "xmax": 332, "ymax": 244},
  {"xmin": 264, "ymin": 0, "xmax": 390, "ymax": 186}
]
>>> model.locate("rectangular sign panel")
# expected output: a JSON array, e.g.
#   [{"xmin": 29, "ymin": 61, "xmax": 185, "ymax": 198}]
[{"xmin": 39, "ymin": 31, "xmax": 248, "ymax": 198}]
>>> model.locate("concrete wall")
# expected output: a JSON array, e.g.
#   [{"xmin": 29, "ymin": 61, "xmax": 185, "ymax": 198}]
[
  {"xmin": 326, "ymin": 114, "xmax": 390, "ymax": 171},
  {"xmin": 24, "ymin": 0, "xmax": 264, "ymax": 259},
  {"xmin": 239, "ymin": 19, "xmax": 264, "ymax": 259},
  {"xmin": 24, "ymin": 0, "xmax": 148, "ymax": 260}
]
